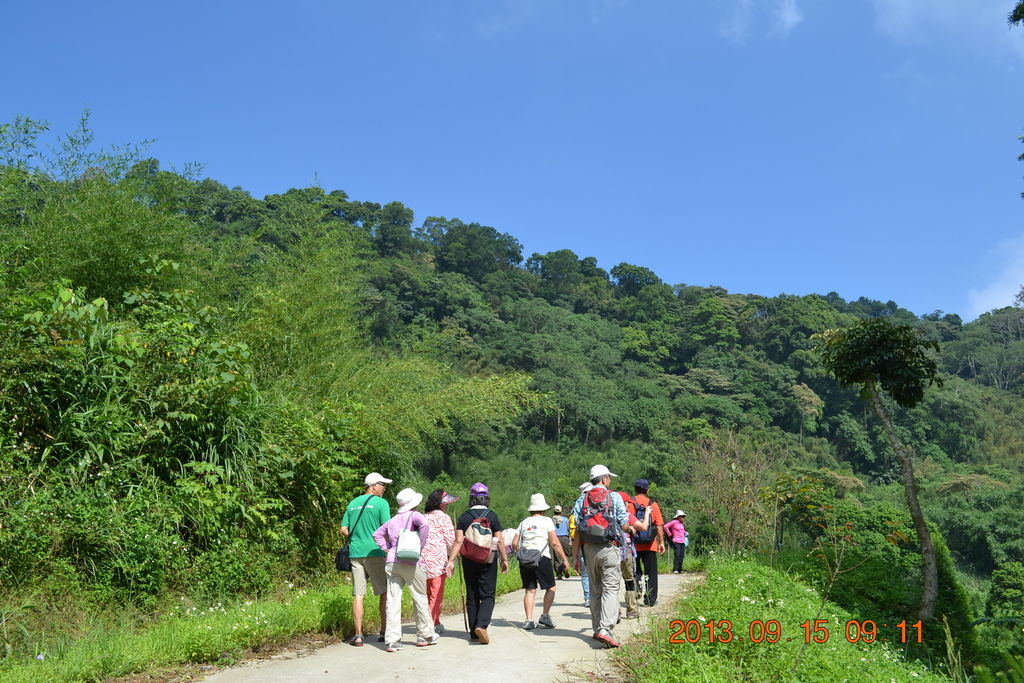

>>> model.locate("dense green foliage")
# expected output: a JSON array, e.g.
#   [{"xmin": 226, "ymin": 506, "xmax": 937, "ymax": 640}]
[
  {"xmin": 2, "ymin": 113, "xmax": 1024, "ymax": 678},
  {"xmin": 0, "ymin": 117, "xmax": 538, "ymax": 665}
]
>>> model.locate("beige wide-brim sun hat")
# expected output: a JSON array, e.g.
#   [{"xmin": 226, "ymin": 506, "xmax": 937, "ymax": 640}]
[
  {"xmin": 528, "ymin": 493, "xmax": 550, "ymax": 512},
  {"xmin": 396, "ymin": 488, "xmax": 423, "ymax": 512}
]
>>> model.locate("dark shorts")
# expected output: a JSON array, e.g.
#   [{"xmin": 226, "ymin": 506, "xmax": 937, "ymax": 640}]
[{"xmin": 520, "ymin": 555, "xmax": 556, "ymax": 590}]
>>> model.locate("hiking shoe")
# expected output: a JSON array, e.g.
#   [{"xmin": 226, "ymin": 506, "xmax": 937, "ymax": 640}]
[
  {"xmin": 385, "ymin": 642, "xmax": 403, "ymax": 652},
  {"xmin": 434, "ymin": 623, "xmax": 445, "ymax": 635},
  {"xmin": 349, "ymin": 634, "xmax": 364, "ymax": 646},
  {"xmin": 473, "ymin": 627, "xmax": 490, "ymax": 644},
  {"xmin": 626, "ymin": 610, "xmax": 640, "ymax": 619},
  {"xmin": 584, "ymin": 599, "xmax": 590, "ymax": 608},
  {"xmin": 538, "ymin": 614, "xmax": 555, "ymax": 629},
  {"xmin": 415, "ymin": 634, "xmax": 439, "ymax": 647},
  {"xmin": 594, "ymin": 629, "xmax": 620, "ymax": 648},
  {"xmin": 524, "ymin": 620, "xmax": 537, "ymax": 630}
]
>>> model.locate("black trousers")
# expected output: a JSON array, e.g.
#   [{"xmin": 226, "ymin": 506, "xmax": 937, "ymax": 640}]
[
  {"xmin": 672, "ymin": 542, "xmax": 686, "ymax": 573},
  {"xmin": 557, "ymin": 536, "xmax": 571, "ymax": 577},
  {"xmin": 635, "ymin": 550, "xmax": 659, "ymax": 605},
  {"xmin": 462, "ymin": 557, "xmax": 497, "ymax": 633}
]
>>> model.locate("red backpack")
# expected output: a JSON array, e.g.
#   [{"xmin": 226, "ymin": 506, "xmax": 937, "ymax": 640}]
[
  {"xmin": 579, "ymin": 488, "xmax": 621, "ymax": 544},
  {"xmin": 460, "ymin": 512, "xmax": 494, "ymax": 563}
]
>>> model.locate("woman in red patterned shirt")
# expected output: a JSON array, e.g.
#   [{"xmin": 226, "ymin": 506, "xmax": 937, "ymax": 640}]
[{"xmin": 422, "ymin": 489, "xmax": 458, "ymax": 634}]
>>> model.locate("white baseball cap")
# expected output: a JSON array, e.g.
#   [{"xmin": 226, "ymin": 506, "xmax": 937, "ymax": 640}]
[
  {"xmin": 589, "ymin": 464, "xmax": 617, "ymax": 480},
  {"xmin": 364, "ymin": 472, "xmax": 393, "ymax": 487}
]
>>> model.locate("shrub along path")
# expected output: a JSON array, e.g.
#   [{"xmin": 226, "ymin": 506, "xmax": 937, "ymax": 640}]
[{"xmin": 203, "ymin": 572, "xmax": 702, "ymax": 682}]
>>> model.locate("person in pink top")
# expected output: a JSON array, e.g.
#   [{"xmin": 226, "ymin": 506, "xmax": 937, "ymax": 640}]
[
  {"xmin": 372, "ymin": 488, "xmax": 435, "ymax": 652},
  {"xmin": 422, "ymin": 489, "xmax": 458, "ymax": 634},
  {"xmin": 664, "ymin": 510, "xmax": 688, "ymax": 573}
]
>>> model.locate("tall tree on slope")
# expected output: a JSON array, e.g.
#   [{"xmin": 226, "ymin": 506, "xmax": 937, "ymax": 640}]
[{"xmin": 816, "ymin": 319, "xmax": 942, "ymax": 619}]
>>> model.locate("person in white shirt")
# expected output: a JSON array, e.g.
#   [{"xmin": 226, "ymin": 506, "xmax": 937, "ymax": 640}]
[{"xmin": 510, "ymin": 493, "xmax": 571, "ymax": 630}]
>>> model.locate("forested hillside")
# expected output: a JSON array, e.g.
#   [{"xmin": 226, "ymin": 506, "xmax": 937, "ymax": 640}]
[{"xmin": 1, "ymin": 115, "xmax": 1023, "ymax": 676}]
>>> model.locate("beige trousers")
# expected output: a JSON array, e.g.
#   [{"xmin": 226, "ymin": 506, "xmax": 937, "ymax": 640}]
[
  {"xmin": 582, "ymin": 542, "xmax": 622, "ymax": 633},
  {"xmin": 384, "ymin": 562, "xmax": 434, "ymax": 645}
]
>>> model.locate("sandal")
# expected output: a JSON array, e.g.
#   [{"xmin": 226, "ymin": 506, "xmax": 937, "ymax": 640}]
[{"xmin": 349, "ymin": 635, "xmax": 364, "ymax": 647}]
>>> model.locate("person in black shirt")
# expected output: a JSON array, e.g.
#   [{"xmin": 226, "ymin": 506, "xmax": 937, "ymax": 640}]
[{"xmin": 446, "ymin": 482, "xmax": 508, "ymax": 644}]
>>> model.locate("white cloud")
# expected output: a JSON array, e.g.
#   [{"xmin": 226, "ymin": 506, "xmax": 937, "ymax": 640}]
[
  {"xmin": 871, "ymin": 0, "xmax": 1024, "ymax": 62},
  {"xmin": 720, "ymin": 0, "xmax": 755, "ymax": 42},
  {"xmin": 773, "ymin": 0, "xmax": 804, "ymax": 35},
  {"xmin": 966, "ymin": 234, "xmax": 1024, "ymax": 319},
  {"xmin": 719, "ymin": 0, "xmax": 804, "ymax": 42}
]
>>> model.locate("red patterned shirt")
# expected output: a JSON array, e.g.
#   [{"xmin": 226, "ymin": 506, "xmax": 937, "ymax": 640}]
[{"xmin": 422, "ymin": 509, "xmax": 456, "ymax": 578}]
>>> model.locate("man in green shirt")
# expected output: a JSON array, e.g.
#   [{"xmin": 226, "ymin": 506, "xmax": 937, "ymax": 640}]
[{"xmin": 340, "ymin": 472, "xmax": 393, "ymax": 646}]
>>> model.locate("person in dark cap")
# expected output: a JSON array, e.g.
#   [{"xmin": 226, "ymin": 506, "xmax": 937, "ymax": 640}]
[{"xmin": 632, "ymin": 478, "xmax": 665, "ymax": 607}]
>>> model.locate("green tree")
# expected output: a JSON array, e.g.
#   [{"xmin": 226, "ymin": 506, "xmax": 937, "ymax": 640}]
[
  {"xmin": 988, "ymin": 561, "xmax": 1024, "ymax": 617},
  {"xmin": 610, "ymin": 262, "xmax": 661, "ymax": 297},
  {"xmin": 421, "ymin": 217, "xmax": 522, "ymax": 281},
  {"xmin": 685, "ymin": 295, "xmax": 740, "ymax": 351},
  {"xmin": 373, "ymin": 201, "xmax": 416, "ymax": 256},
  {"xmin": 816, "ymin": 318, "xmax": 943, "ymax": 619}
]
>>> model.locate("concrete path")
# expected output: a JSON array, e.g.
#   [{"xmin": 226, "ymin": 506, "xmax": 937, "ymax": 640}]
[{"xmin": 203, "ymin": 572, "xmax": 701, "ymax": 683}]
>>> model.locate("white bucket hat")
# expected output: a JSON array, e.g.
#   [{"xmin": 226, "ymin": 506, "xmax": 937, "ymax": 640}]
[
  {"xmin": 589, "ymin": 464, "xmax": 617, "ymax": 480},
  {"xmin": 396, "ymin": 488, "xmax": 423, "ymax": 513},
  {"xmin": 675, "ymin": 510, "xmax": 687, "ymax": 518},
  {"xmin": 528, "ymin": 493, "xmax": 550, "ymax": 512}
]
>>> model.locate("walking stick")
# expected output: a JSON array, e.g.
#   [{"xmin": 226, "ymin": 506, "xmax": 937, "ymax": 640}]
[{"xmin": 458, "ymin": 557, "xmax": 469, "ymax": 633}]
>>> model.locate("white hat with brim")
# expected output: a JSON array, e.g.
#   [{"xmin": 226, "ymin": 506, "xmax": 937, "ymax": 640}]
[
  {"xmin": 675, "ymin": 510, "xmax": 687, "ymax": 518},
  {"xmin": 365, "ymin": 472, "xmax": 393, "ymax": 487},
  {"xmin": 579, "ymin": 482, "xmax": 594, "ymax": 493},
  {"xmin": 528, "ymin": 493, "xmax": 550, "ymax": 512},
  {"xmin": 589, "ymin": 464, "xmax": 617, "ymax": 480},
  {"xmin": 396, "ymin": 488, "xmax": 423, "ymax": 513}
]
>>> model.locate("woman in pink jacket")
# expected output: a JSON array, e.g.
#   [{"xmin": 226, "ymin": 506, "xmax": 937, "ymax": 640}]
[
  {"xmin": 664, "ymin": 510, "xmax": 688, "ymax": 574},
  {"xmin": 373, "ymin": 488, "xmax": 436, "ymax": 652}
]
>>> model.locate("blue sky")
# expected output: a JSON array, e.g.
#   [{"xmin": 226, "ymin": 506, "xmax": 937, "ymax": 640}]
[{"xmin": 4, "ymin": 0, "xmax": 1023, "ymax": 321}]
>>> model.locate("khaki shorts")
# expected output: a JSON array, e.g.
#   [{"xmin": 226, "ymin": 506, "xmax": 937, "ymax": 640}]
[{"xmin": 351, "ymin": 556, "xmax": 387, "ymax": 596}]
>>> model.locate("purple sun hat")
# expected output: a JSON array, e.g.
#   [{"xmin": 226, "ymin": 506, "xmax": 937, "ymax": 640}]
[{"xmin": 469, "ymin": 482, "xmax": 489, "ymax": 496}]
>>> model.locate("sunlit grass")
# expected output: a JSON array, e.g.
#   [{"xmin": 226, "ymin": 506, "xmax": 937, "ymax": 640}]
[
  {"xmin": 616, "ymin": 557, "xmax": 948, "ymax": 682},
  {"xmin": 0, "ymin": 565, "xmax": 522, "ymax": 683}
]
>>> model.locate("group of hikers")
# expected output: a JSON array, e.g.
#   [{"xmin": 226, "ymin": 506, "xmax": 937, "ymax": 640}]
[{"xmin": 339, "ymin": 466, "xmax": 689, "ymax": 652}]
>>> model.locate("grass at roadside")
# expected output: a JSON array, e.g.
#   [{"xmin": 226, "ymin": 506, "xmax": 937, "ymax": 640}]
[
  {"xmin": 615, "ymin": 557, "xmax": 947, "ymax": 682},
  {"xmin": 0, "ymin": 564, "xmax": 522, "ymax": 683}
]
